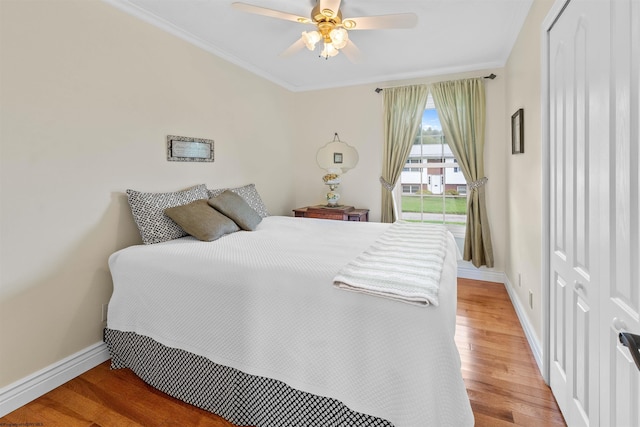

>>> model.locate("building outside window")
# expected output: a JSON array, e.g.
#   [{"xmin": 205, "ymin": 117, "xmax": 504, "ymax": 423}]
[{"xmin": 397, "ymin": 95, "xmax": 467, "ymax": 233}]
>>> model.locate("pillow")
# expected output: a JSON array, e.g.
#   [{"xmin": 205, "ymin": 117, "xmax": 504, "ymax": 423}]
[
  {"xmin": 164, "ymin": 199, "xmax": 240, "ymax": 241},
  {"xmin": 126, "ymin": 184, "xmax": 208, "ymax": 244},
  {"xmin": 208, "ymin": 190, "xmax": 263, "ymax": 231},
  {"xmin": 207, "ymin": 183, "xmax": 269, "ymax": 218}
]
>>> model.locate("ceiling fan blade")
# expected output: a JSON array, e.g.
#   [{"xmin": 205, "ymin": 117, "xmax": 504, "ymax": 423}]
[
  {"xmin": 341, "ymin": 40, "xmax": 362, "ymax": 63},
  {"xmin": 343, "ymin": 13, "xmax": 418, "ymax": 30},
  {"xmin": 318, "ymin": 0, "xmax": 342, "ymax": 19},
  {"xmin": 280, "ymin": 37, "xmax": 306, "ymax": 58},
  {"xmin": 232, "ymin": 2, "xmax": 311, "ymax": 24}
]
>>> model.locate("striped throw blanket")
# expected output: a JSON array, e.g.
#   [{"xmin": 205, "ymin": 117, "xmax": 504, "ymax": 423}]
[{"xmin": 333, "ymin": 221, "xmax": 448, "ymax": 306}]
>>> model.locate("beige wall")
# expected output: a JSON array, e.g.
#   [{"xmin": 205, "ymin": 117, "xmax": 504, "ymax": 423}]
[
  {"xmin": 0, "ymin": 0, "xmax": 295, "ymax": 387},
  {"xmin": 504, "ymin": 0, "xmax": 555, "ymax": 345},
  {"xmin": 290, "ymin": 70, "xmax": 507, "ymax": 272}
]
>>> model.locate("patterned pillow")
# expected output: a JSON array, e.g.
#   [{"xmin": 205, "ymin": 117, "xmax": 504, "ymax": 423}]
[
  {"xmin": 126, "ymin": 184, "xmax": 208, "ymax": 244},
  {"xmin": 207, "ymin": 184, "xmax": 269, "ymax": 218}
]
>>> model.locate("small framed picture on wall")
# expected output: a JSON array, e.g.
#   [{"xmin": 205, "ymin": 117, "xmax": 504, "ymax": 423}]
[{"xmin": 511, "ymin": 109, "xmax": 524, "ymax": 154}]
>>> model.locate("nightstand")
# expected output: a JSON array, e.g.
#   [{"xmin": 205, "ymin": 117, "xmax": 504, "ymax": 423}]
[{"xmin": 293, "ymin": 205, "xmax": 369, "ymax": 222}]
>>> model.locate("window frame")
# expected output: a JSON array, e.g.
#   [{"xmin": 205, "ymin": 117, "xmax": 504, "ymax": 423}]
[{"xmin": 395, "ymin": 97, "xmax": 467, "ymax": 237}]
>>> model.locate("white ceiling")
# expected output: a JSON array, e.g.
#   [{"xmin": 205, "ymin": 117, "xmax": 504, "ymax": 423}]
[{"xmin": 104, "ymin": 0, "xmax": 533, "ymax": 92}]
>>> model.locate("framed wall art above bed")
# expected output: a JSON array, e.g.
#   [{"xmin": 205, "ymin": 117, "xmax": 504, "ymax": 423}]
[{"xmin": 166, "ymin": 135, "xmax": 214, "ymax": 162}]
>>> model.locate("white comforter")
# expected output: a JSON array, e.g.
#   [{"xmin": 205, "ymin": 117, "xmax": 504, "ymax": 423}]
[{"xmin": 107, "ymin": 216, "xmax": 473, "ymax": 427}]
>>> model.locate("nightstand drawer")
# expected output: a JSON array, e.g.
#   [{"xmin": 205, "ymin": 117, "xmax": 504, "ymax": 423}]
[{"xmin": 293, "ymin": 206, "xmax": 369, "ymax": 222}]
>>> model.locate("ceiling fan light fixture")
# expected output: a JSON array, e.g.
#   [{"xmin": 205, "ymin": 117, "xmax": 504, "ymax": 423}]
[
  {"xmin": 232, "ymin": 1, "xmax": 418, "ymax": 61},
  {"xmin": 329, "ymin": 27, "xmax": 348, "ymax": 49},
  {"xmin": 320, "ymin": 42, "xmax": 339, "ymax": 59},
  {"xmin": 301, "ymin": 30, "xmax": 321, "ymax": 50}
]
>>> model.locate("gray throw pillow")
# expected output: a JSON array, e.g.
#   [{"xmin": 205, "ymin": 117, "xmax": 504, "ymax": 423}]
[
  {"xmin": 207, "ymin": 184, "xmax": 269, "ymax": 218},
  {"xmin": 164, "ymin": 199, "xmax": 240, "ymax": 241},
  {"xmin": 208, "ymin": 190, "xmax": 263, "ymax": 231}
]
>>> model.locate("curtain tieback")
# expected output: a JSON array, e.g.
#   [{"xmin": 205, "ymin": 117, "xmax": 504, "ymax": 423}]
[
  {"xmin": 469, "ymin": 177, "xmax": 488, "ymax": 190},
  {"xmin": 379, "ymin": 176, "xmax": 395, "ymax": 192}
]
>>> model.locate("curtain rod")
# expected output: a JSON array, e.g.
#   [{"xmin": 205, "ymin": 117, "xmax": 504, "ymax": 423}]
[{"xmin": 374, "ymin": 73, "xmax": 497, "ymax": 93}]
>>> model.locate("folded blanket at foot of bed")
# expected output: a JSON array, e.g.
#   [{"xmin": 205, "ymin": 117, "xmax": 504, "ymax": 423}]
[{"xmin": 333, "ymin": 221, "xmax": 448, "ymax": 306}]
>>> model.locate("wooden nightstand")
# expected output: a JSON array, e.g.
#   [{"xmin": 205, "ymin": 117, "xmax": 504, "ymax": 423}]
[{"xmin": 293, "ymin": 205, "xmax": 369, "ymax": 222}]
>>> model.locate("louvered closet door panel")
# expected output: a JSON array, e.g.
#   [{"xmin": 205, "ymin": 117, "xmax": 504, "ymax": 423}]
[{"xmin": 600, "ymin": 0, "xmax": 640, "ymax": 425}]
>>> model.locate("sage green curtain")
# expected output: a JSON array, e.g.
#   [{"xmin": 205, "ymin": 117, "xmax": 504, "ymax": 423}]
[
  {"xmin": 430, "ymin": 78, "xmax": 494, "ymax": 268},
  {"xmin": 380, "ymin": 85, "xmax": 429, "ymax": 223}
]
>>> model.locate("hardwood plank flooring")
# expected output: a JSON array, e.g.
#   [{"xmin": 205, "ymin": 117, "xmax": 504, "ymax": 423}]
[
  {"xmin": 456, "ymin": 279, "xmax": 565, "ymax": 426},
  {"xmin": 1, "ymin": 278, "xmax": 565, "ymax": 426}
]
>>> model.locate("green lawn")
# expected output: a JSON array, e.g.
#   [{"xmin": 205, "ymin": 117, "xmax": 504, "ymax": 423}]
[{"xmin": 401, "ymin": 194, "xmax": 467, "ymax": 214}]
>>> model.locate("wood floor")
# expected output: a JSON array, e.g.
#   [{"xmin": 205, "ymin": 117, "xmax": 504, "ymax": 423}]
[
  {"xmin": 1, "ymin": 278, "xmax": 565, "ymax": 426},
  {"xmin": 455, "ymin": 279, "xmax": 565, "ymax": 426}
]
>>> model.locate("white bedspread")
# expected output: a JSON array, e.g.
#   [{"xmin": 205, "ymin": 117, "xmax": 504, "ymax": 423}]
[
  {"xmin": 333, "ymin": 221, "xmax": 448, "ymax": 306},
  {"xmin": 108, "ymin": 216, "xmax": 473, "ymax": 427}
]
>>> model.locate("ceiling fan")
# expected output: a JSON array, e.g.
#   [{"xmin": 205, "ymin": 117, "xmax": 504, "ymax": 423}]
[{"xmin": 231, "ymin": 0, "xmax": 418, "ymax": 61}]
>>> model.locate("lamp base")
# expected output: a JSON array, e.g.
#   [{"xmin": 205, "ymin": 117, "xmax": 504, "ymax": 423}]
[{"xmin": 326, "ymin": 190, "xmax": 340, "ymax": 206}]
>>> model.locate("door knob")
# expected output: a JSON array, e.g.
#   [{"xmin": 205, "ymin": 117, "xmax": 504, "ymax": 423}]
[
  {"xmin": 613, "ymin": 317, "xmax": 628, "ymax": 332},
  {"xmin": 619, "ymin": 332, "xmax": 640, "ymax": 372}
]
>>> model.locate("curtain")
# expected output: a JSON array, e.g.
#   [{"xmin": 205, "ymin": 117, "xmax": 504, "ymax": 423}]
[
  {"xmin": 380, "ymin": 85, "xmax": 429, "ymax": 223},
  {"xmin": 430, "ymin": 78, "xmax": 494, "ymax": 268}
]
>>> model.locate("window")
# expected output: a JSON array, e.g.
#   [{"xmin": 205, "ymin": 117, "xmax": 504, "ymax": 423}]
[
  {"xmin": 397, "ymin": 95, "xmax": 467, "ymax": 230},
  {"xmin": 402, "ymin": 184, "xmax": 421, "ymax": 194},
  {"xmin": 402, "ymin": 158, "xmax": 422, "ymax": 172}
]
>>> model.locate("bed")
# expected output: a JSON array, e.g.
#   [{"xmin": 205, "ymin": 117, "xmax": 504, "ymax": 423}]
[{"xmin": 104, "ymin": 185, "xmax": 474, "ymax": 427}]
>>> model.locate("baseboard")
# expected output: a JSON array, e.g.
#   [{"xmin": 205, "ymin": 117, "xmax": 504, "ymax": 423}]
[
  {"xmin": 0, "ymin": 342, "xmax": 110, "ymax": 417},
  {"xmin": 457, "ymin": 262, "xmax": 506, "ymax": 283},
  {"xmin": 502, "ymin": 276, "xmax": 544, "ymax": 375}
]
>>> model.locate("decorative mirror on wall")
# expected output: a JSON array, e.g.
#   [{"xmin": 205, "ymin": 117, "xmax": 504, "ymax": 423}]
[{"xmin": 316, "ymin": 133, "xmax": 358, "ymax": 206}]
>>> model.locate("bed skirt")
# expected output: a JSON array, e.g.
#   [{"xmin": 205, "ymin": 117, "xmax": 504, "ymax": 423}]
[{"xmin": 104, "ymin": 328, "xmax": 393, "ymax": 427}]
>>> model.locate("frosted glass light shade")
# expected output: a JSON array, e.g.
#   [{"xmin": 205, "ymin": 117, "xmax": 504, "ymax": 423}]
[
  {"xmin": 320, "ymin": 42, "xmax": 339, "ymax": 58},
  {"xmin": 330, "ymin": 28, "xmax": 348, "ymax": 49},
  {"xmin": 301, "ymin": 31, "xmax": 321, "ymax": 50}
]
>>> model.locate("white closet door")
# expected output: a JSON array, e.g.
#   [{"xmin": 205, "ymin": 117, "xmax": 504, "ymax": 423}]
[
  {"xmin": 548, "ymin": 0, "xmax": 608, "ymax": 425},
  {"xmin": 599, "ymin": 0, "xmax": 640, "ymax": 425}
]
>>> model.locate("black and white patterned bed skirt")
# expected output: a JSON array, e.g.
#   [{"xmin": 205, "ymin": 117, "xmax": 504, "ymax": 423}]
[{"xmin": 104, "ymin": 329, "xmax": 394, "ymax": 427}]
